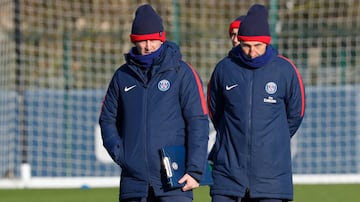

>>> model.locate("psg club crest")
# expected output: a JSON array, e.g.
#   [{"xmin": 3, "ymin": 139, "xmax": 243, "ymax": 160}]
[
  {"xmin": 171, "ymin": 162, "xmax": 178, "ymax": 170},
  {"xmin": 265, "ymin": 82, "xmax": 277, "ymax": 94},
  {"xmin": 158, "ymin": 79, "xmax": 170, "ymax": 91}
]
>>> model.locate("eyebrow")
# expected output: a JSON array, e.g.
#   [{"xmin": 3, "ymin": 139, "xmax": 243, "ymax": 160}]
[{"xmin": 241, "ymin": 42, "xmax": 263, "ymax": 47}]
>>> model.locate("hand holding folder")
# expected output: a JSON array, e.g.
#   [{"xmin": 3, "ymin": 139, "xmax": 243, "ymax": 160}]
[{"xmin": 160, "ymin": 145, "xmax": 213, "ymax": 188}]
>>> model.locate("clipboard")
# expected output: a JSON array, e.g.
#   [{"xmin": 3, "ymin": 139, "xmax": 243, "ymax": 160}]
[{"xmin": 160, "ymin": 145, "xmax": 213, "ymax": 188}]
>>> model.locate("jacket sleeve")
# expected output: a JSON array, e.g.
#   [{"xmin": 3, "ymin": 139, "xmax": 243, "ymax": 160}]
[
  {"xmin": 180, "ymin": 63, "xmax": 209, "ymax": 181},
  {"xmin": 285, "ymin": 59, "xmax": 306, "ymax": 137},
  {"xmin": 98, "ymin": 72, "xmax": 124, "ymax": 166},
  {"xmin": 207, "ymin": 65, "xmax": 224, "ymax": 130}
]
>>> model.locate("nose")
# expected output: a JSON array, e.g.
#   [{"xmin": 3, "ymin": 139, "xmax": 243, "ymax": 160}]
[
  {"xmin": 248, "ymin": 47, "xmax": 257, "ymax": 58},
  {"xmin": 232, "ymin": 36, "xmax": 238, "ymax": 42},
  {"xmin": 145, "ymin": 40, "xmax": 151, "ymax": 51}
]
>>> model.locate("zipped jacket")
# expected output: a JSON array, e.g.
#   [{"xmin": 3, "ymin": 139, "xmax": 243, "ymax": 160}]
[
  {"xmin": 207, "ymin": 45, "xmax": 305, "ymax": 200},
  {"xmin": 99, "ymin": 41, "xmax": 209, "ymax": 200}
]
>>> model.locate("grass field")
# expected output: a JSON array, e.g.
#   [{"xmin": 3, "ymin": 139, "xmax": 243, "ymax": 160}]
[{"xmin": 1, "ymin": 184, "xmax": 360, "ymax": 202}]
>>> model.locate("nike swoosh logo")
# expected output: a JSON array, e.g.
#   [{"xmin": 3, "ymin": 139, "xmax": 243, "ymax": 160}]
[
  {"xmin": 225, "ymin": 84, "xmax": 238, "ymax": 90},
  {"xmin": 124, "ymin": 85, "xmax": 136, "ymax": 92}
]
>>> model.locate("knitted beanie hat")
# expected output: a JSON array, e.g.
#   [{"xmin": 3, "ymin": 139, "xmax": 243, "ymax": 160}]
[
  {"xmin": 130, "ymin": 4, "xmax": 166, "ymax": 43},
  {"xmin": 228, "ymin": 15, "xmax": 246, "ymax": 37},
  {"xmin": 238, "ymin": 4, "xmax": 271, "ymax": 44}
]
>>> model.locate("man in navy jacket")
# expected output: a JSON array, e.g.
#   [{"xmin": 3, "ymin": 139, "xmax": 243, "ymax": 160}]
[
  {"xmin": 228, "ymin": 15, "xmax": 246, "ymax": 47},
  {"xmin": 99, "ymin": 4, "xmax": 209, "ymax": 202},
  {"xmin": 207, "ymin": 4, "xmax": 305, "ymax": 202}
]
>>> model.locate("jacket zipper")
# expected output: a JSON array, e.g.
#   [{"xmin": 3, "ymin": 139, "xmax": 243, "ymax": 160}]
[
  {"xmin": 144, "ymin": 84, "xmax": 151, "ymax": 186},
  {"xmin": 247, "ymin": 71, "xmax": 254, "ymax": 192}
]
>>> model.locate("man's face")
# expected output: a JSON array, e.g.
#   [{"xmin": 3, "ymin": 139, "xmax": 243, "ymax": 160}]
[
  {"xmin": 230, "ymin": 28, "xmax": 240, "ymax": 47},
  {"xmin": 135, "ymin": 39, "xmax": 163, "ymax": 55},
  {"xmin": 240, "ymin": 41, "xmax": 267, "ymax": 59}
]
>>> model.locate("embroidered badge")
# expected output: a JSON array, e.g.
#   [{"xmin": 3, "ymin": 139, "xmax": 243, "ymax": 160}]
[
  {"xmin": 265, "ymin": 82, "xmax": 277, "ymax": 94},
  {"xmin": 158, "ymin": 79, "xmax": 170, "ymax": 91},
  {"xmin": 171, "ymin": 162, "xmax": 178, "ymax": 170}
]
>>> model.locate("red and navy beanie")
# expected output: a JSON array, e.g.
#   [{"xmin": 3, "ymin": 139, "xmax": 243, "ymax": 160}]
[
  {"xmin": 130, "ymin": 4, "xmax": 166, "ymax": 43},
  {"xmin": 228, "ymin": 15, "xmax": 246, "ymax": 37},
  {"xmin": 238, "ymin": 4, "xmax": 271, "ymax": 44}
]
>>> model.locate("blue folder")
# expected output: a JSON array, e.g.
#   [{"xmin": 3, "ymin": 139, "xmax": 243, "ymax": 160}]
[{"xmin": 160, "ymin": 145, "xmax": 213, "ymax": 188}]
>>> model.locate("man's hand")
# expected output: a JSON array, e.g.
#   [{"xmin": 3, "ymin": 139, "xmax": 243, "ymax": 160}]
[{"xmin": 178, "ymin": 173, "xmax": 200, "ymax": 192}]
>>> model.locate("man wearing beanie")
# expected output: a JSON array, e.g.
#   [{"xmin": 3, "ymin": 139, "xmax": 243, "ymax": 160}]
[
  {"xmin": 207, "ymin": 4, "xmax": 305, "ymax": 202},
  {"xmin": 99, "ymin": 4, "xmax": 209, "ymax": 202},
  {"xmin": 228, "ymin": 15, "xmax": 246, "ymax": 47}
]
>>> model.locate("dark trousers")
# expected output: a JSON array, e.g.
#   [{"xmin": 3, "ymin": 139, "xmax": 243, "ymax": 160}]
[
  {"xmin": 120, "ymin": 186, "xmax": 192, "ymax": 202},
  {"xmin": 212, "ymin": 195, "xmax": 288, "ymax": 202}
]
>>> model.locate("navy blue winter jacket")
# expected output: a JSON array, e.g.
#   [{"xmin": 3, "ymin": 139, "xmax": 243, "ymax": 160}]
[
  {"xmin": 99, "ymin": 41, "xmax": 209, "ymax": 200},
  {"xmin": 207, "ymin": 45, "xmax": 305, "ymax": 200}
]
